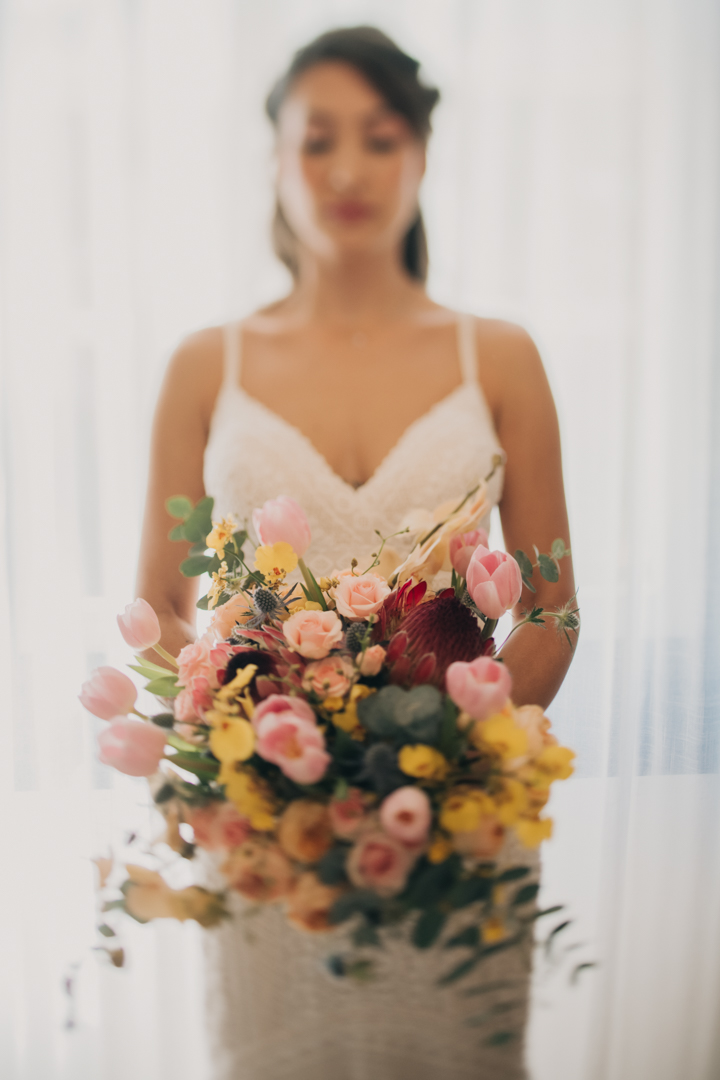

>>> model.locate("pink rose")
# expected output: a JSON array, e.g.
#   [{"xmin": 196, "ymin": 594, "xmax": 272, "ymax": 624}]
[
  {"xmin": 97, "ymin": 717, "xmax": 166, "ymax": 777},
  {"xmin": 209, "ymin": 592, "xmax": 252, "ymax": 640},
  {"xmin": 174, "ymin": 687, "xmax": 199, "ymax": 723},
  {"xmin": 177, "ymin": 638, "xmax": 213, "ymax": 688},
  {"xmin": 347, "ymin": 829, "xmax": 418, "ymax": 897},
  {"xmin": 220, "ymin": 838, "xmax": 296, "ymax": 902},
  {"xmin": 302, "ymin": 655, "xmax": 355, "ymax": 699},
  {"xmin": 186, "ymin": 802, "xmax": 252, "ymax": 851},
  {"xmin": 252, "ymin": 693, "xmax": 316, "ymax": 730},
  {"xmin": 446, "ymin": 656, "xmax": 512, "ymax": 721},
  {"xmin": 330, "ymin": 573, "xmax": 392, "ymax": 621},
  {"xmin": 252, "ymin": 496, "xmax": 311, "ymax": 557},
  {"xmin": 329, "ymin": 788, "xmax": 370, "ymax": 839},
  {"xmin": 452, "ymin": 816, "xmax": 506, "ymax": 859},
  {"xmin": 117, "ymin": 598, "xmax": 161, "ymax": 651},
  {"xmin": 283, "ymin": 609, "xmax": 343, "ymax": 659},
  {"xmin": 79, "ymin": 666, "xmax": 137, "ymax": 720},
  {"xmin": 357, "ymin": 644, "xmax": 386, "ymax": 676},
  {"xmin": 449, "ymin": 528, "xmax": 489, "ymax": 579},
  {"xmin": 466, "ymin": 547, "xmax": 523, "ymax": 620},
  {"xmin": 255, "ymin": 710, "xmax": 331, "ymax": 784},
  {"xmin": 379, "ymin": 786, "xmax": 432, "ymax": 846}
]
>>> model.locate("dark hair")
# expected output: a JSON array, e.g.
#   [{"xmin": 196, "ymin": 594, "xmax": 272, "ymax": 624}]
[{"xmin": 265, "ymin": 26, "xmax": 440, "ymax": 282}]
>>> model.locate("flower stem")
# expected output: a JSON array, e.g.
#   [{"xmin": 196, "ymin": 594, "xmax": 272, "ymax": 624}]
[
  {"xmin": 131, "ymin": 708, "xmax": 149, "ymax": 721},
  {"xmin": 152, "ymin": 644, "xmax": 179, "ymax": 669},
  {"xmin": 298, "ymin": 559, "xmax": 328, "ymax": 609}
]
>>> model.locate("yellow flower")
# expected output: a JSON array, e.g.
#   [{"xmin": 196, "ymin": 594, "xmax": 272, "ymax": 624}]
[
  {"xmin": 216, "ymin": 664, "xmax": 258, "ymax": 702},
  {"xmin": 322, "ymin": 696, "xmax": 345, "ymax": 713},
  {"xmin": 331, "ymin": 684, "xmax": 374, "ymax": 736},
  {"xmin": 206, "ymin": 515, "xmax": 238, "ymax": 557},
  {"xmin": 254, "ymin": 542, "xmax": 298, "ymax": 583},
  {"xmin": 427, "ymin": 834, "xmax": 454, "ymax": 864},
  {"xmin": 471, "ymin": 713, "xmax": 529, "ymax": 761},
  {"xmin": 514, "ymin": 816, "xmax": 553, "ymax": 847},
  {"xmin": 209, "ymin": 716, "xmax": 255, "ymax": 764},
  {"xmin": 481, "ymin": 917, "xmax": 506, "ymax": 944},
  {"xmin": 207, "ymin": 561, "xmax": 229, "ymax": 609},
  {"xmin": 535, "ymin": 745, "xmax": 575, "ymax": 784},
  {"xmin": 219, "ymin": 763, "xmax": 276, "ymax": 830},
  {"xmin": 398, "ymin": 744, "xmax": 450, "ymax": 781},
  {"xmin": 440, "ymin": 788, "xmax": 495, "ymax": 834},
  {"xmin": 490, "ymin": 777, "xmax": 529, "ymax": 825},
  {"xmin": 288, "ymin": 598, "xmax": 323, "ymax": 614}
]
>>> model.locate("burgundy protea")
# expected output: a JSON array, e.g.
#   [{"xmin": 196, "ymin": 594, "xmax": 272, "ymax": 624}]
[
  {"xmin": 387, "ymin": 591, "xmax": 493, "ymax": 689},
  {"xmin": 373, "ymin": 578, "xmax": 427, "ymax": 642}
]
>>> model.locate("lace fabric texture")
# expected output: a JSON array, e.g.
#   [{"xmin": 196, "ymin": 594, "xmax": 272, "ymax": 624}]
[{"xmin": 201, "ymin": 314, "xmax": 535, "ymax": 1079}]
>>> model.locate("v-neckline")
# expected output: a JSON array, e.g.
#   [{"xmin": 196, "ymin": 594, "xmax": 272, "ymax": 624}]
[{"xmin": 226, "ymin": 381, "xmax": 475, "ymax": 495}]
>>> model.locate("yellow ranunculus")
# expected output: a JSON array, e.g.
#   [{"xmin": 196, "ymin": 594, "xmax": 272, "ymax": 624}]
[
  {"xmin": 219, "ymin": 763, "xmax": 276, "ymax": 830},
  {"xmin": 216, "ymin": 664, "xmax": 258, "ymax": 702},
  {"xmin": 490, "ymin": 776, "xmax": 529, "ymax": 825},
  {"xmin": 398, "ymin": 744, "xmax": 450, "ymax": 781},
  {"xmin": 254, "ymin": 542, "xmax": 298, "ymax": 582},
  {"xmin": 209, "ymin": 716, "xmax": 255, "ymax": 764},
  {"xmin": 427, "ymin": 834, "xmax": 454, "ymax": 864},
  {"xmin": 331, "ymin": 683, "xmax": 374, "ymax": 736},
  {"xmin": 481, "ymin": 917, "xmax": 506, "ymax": 944},
  {"xmin": 535, "ymin": 745, "xmax": 575, "ymax": 784},
  {"xmin": 288, "ymin": 598, "xmax": 323, "ymax": 613},
  {"xmin": 514, "ymin": 816, "xmax": 553, "ymax": 847},
  {"xmin": 206, "ymin": 515, "xmax": 238, "ymax": 557},
  {"xmin": 440, "ymin": 788, "xmax": 495, "ymax": 834},
  {"xmin": 471, "ymin": 713, "xmax": 529, "ymax": 761}
]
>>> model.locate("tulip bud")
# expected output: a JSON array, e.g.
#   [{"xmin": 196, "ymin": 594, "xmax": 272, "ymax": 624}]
[
  {"xmin": 466, "ymin": 548, "xmax": 522, "ymax": 620},
  {"xmin": 97, "ymin": 717, "xmax": 167, "ymax": 777},
  {"xmin": 117, "ymin": 598, "xmax": 161, "ymax": 651},
  {"xmin": 252, "ymin": 496, "xmax": 311, "ymax": 557},
  {"xmin": 79, "ymin": 666, "xmax": 137, "ymax": 720},
  {"xmin": 446, "ymin": 656, "xmax": 512, "ymax": 721}
]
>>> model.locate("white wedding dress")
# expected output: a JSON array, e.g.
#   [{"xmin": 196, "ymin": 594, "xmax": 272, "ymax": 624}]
[{"xmin": 201, "ymin": 313, "xmax": 537, "ymax": 1080}]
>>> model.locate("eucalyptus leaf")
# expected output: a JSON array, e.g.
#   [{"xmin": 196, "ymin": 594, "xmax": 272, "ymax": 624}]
[
  {"xmin": 180, "ymin": 554, "xmax": 214, "ymax": 578},
  {"xmin": 438, "ymin": 954, "xmax": 481, "ymax": 986},
  {"xmin": 445, "ymin": 925, "xmax": 480, "ymax": 949},
  {"xmin": 97, "ymin": 923, "xmax": 116, "ymax": 938},
  {"xmin": 496, "ymin": 866, "xmax": 530, "ymax": 883},
  {"xmin": 412, "ymin": 908, "xmax": 447, "ymax": 949},
  {"xmin": 166, "ymin": 495, "xmax": 194, "ymax": 521},
  {"xmin": 551, "ymin": 538, "xmax": 567, "ymax": 560},
  {"xmin": 448, "ymin": 876, "xmax": 493, "ymax": 908},
  {"xmin": 514, "ymin": 549, "xmax": 534, "ymax": 578},
  {"xmin": 537, "ymin": 554, "xmax": 559, "ymax": 583},
  {"xmin": 168, "ymin": 524, "xmax": 187, "ymax": 541},
  {"xmin": 512, "ymin": 883, "xmax": 540, "ymax": 906}
]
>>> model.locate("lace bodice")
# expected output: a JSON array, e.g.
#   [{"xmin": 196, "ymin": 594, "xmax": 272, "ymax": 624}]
[
  {"xmin": 200, "ymin": 313, "xmax": 534, "ymax": 1080},
  {"xmin": 204, "ymin": 314, "xmax": 504, "ymax": 575}
]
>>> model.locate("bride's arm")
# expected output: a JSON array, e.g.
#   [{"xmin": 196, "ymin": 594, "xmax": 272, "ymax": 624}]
[
  {"xmin": 135, "ymin": 328, "xmax": 223, "ymax": 662},
  {"xmin": 479, "ymin": 322, "xmax": 578, "ymax": 708}
]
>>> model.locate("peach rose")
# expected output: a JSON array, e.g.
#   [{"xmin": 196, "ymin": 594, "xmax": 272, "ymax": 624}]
[
  {"xmin": 278, "ymin": 800, "xmax": 334, "ymax": 863},
  {"xmin": 220, "ymin": 837, "xmax": 295, "ymax": 902},
  {"xmin": 452, "ymin": 815, "xmax": 506, "ymax": 859},
  {"xmin": 186, "ymin": 801, "xmax": 252, "ymax": 851},
  {"xmin": 302, "ymin": 655, "xmax": 355, "ymax": 699},
  {"xmin": 379, "ymin": 786, "xmax": 432, "ymax": 846},
  {"xmin": 329, "ymin": 788, "xmax": 371, "ymax": 839},
  {"xmin": 283, "ymin": 609, "xmax": 344, "ymax": 659},
  {"xmin": 347, "ymin": 829, "xmax": 418, "ymax": 897},
  {"xmin": 209, "ymin": 592, "xmax": 252, "ymax": 641},
  {"xmin": 330, "ymin": 572, "xmax": 392, "ymax": 621},
  {"xmin": 286, "ymin": 871, "xmax": 345, "ymax": 932},
  {"xmin": 255, "ymin": 710, "xmax": 331, "ymax": 784},
  {"xmin": 513, "ymin": 704, "xmax": 558, "ymax": 758},
  {"xmin": 357, "ymin": 644, "xmax": 386, "ymax": 676}
]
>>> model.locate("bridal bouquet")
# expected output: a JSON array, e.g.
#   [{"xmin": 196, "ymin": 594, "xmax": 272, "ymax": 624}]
[{"xmin": 83, "ymin": 479, "xmax": 578, "ymax": 984}]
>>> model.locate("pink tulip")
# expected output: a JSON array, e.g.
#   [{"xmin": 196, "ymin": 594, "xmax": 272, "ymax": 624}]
[
  {"xmin": 252, "ymin": 496, "xmax": 311, "ymax": 557},
  {"xmin": 255, "ymin": 710, "xmax": 330, "ymax": 785},
  {"xmin": 466, "ymin": 547, "xmax": 522, "ymax": 619},
  {"xmin": 97, "ymin": 717, "xmax": 167, "ymax": 777},
  {"xmin": 380, "ymin": 786, "xmax": 432, "ymax": 846},
  {"xmin": 446, "ymin": 656, "xmax": 513, "ymax": 721},
  {"xmin": 117, "ymin": 598, "xmax": 161, "ymax": 651},
  {"xmin": 449, "ymin": 528, "xmax": 489, "ymax": 579},
  {"xmin": 252, "ymin": 693, "xmax": 316, "ymax": 730},
  {"xmin": 79, "ymin": 666, "xmax": 137, "ymax": 720}
]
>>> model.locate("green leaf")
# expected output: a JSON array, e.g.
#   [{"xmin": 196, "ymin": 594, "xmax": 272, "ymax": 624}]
[
  {"xmin": 329, "ymin": 890, "xmax": 383, "ymax": 926},
  {"xmin": 404, "ymin": 856, "xmax": 462, "ymax": 909},
  {"xmin": 97, "ymin": 923, "xmax": 116, "ymax": 938},
  {"xmin": 485, "ymin": 1032, "xmax": 515, "ymax": 1047},
  {"xmin": 545, "ymin": 919, "xmax": 573, "ymax": 955},
  {"xmin": 514, "ymin": 549, "xmax": 534, "ymax": 578},
  {"xmin": 448, "ymin": 876, "xmax": 493, "ymax": 908},
  {"xmin": 196, "ymin": 594, "xmax": 210, "ymax": 610},
  {"xmin": 180, "ymin": 555, "xmax": 214, "ymax": 578},
  {"xmin": 413, "ymin": 908, "xmax": 447, "ymax": 949},
  {"xmin": 150, "ymin": 712, "xmax": 176, "ymax": 728},
  {"xmin": 167, "ymin": 753, "xmax": 220, "ymax": 779},
  {"xmin": 571, "ymin": 961, "xmax": 598, "ymax": 985},
  {"xmin": 352, "ymin": 921, "xmax": 382, "ymax": 948},
  {"xmin": 102, "ymin": 899, "xmax": 126, "ymax": 914},
  {"xmin": 526, "ymin": 905, "xmax": 564, "ymax": 922},
  {"xmin": 182, "ymin": 496, "xmax": 215, "ymax": 543},
  {"xmin": 438, "ymin": 954, "xmax": 481, "ymax": 987},
  {"xmin": 445, "ymin": 925, "xmax": 480, "ymax": 949},
  {"xmin": 512, "ymin": 883, "xmax": 540, "ymax": 906},
  {"xmin": 496, "ymin": 866, "xmax": 530, "ymax": 883},
  {"xmin": 438, "ymin": 696, "xmax": 463, "ymax": 761},
  {"xmin": 153, "ymin": 783, "xmax": 176, "ymax": 804},
  {"xmin": 537, "ymin": 554, "xmax": 559, "ymax": 583},
  {"xmin": 130, "ymin": 656, "xmax": 173, "ymax": 677},
  {"xmin": 551, "ymin": 538, "xmax": 567, "ymax": 560},
  {"xmin": 232, "ymin": 529, "xmax": 248, "ymax": 550},
  {"xmin": 167, "ymin": 731, "xmax": 204, "ymax": 753},
  {"xmin": 317, "ymin": 847, "xmax": 349, "ymax": 886},
  {"xmin": 166, "ymin": 495, "xmax": 194, "ymax": 521},
  {"xmin": 168, "ymin": 524, "xmax": 187, "ymax": 541},
  {"xmin": 521, "ymin": 574, "xmax": 536, "ymax": 594},
  {"xmin": 144, "ymin": 675, "xmax": 180, "ymax": 697}
]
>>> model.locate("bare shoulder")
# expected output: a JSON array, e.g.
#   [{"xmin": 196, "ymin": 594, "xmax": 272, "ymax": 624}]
[
  {"xmin": 160, "ymin": 324, "xmax": 225, "ymax": 429},
  {"xmin": 471, "ymin": 316, "xmax": 553, "ymax": 429}
]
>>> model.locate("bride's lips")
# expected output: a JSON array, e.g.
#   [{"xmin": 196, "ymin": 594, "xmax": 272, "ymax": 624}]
[{"xmin": 324, "ymin": 200, "xmax": 375, "ymax": 223}]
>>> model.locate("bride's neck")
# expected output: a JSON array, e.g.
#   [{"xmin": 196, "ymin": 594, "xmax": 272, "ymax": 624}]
[{"xmin": 284, "ymin": 251, "xmax": 426, "ymax": 328}]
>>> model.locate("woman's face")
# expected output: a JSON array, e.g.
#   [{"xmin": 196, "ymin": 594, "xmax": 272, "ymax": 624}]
[{"xmin": 275, "ymin": 61, "xmax": 426, "ymax": 267}]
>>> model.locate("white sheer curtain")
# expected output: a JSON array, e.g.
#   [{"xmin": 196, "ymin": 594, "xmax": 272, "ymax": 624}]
[{"xmin": 1, "ymin": 2, "xmax": 718, "ymax": 1078}]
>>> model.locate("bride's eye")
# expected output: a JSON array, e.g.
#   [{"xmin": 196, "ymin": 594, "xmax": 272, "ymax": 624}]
[
  {"xmin": 366, "ymin": 136, "xmax": 400, "ymax": 153},
  {"xmin": 303, "ymin": 135, "xmax": 333, "ymax": 155}
]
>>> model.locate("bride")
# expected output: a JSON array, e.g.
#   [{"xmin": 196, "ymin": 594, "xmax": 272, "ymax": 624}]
[{"xmin": 136, "ymin": 25, "xmax": 576, "ymax": 1080}]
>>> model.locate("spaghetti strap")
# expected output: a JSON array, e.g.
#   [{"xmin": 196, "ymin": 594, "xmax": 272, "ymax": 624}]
[
  {"xmin": 222, "ymin": 320, "xmax": 243, "ymax": 391},
  {"xmin": 456, "ymin": 313, "xmax": 478, "ymax": 386}
]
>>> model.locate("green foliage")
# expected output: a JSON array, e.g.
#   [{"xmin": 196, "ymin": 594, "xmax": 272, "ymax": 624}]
[
  {"xmin": 485, "ymin": 1032, "xmax": 515, "ymax": 1047},
  {"xmin": 144, "ymin": 675, "xmax": 180, "ymax": 697},
  {"xmin": 167, "ymin": 753, "xmax": 220, "ymax": 780},
  {"xmin": 352, "ymin": 922, "xmax": 381, "ymax": 948},
  {"xmin": 545, "ymin": 919, "xmax": 573, "ymax": 956},
  {"xmin": 412, "ymin": 908, "xmax": 447, "ymax": 948},
  {"xmin": 496, "ymin": 866, "xmax": 530, "ymax": 883},
  {"xmin": 551, "ymin": 538, "xmax": 568, "ymax": 560},
  {"xmin": 150, "ymin": 712, "xmax": 176, "ymax": 728},
  {"xmin": 437, "ymin": 696, "xmax": 464, "ymax": 761},
  {"xmin": 571, "ymin": 961, "xmax": 598, "ymax": 985},
  {"xmin": 97, "ymin": 923, "xmax": 116, "ymax": 938},
  {"xmin": 447, "ymin": 876, "xmax": 493, "ymax": 908},
  {"xmin": 438, "ymin": 954, "xmax": 481, "ymax": 986},
  {"xmin": 357, "ymin": 684, "xmax": 444, "ymax": 745},
  {"xmin": 445, "ymin": 925, "xmax": 480, "ymax": 949},
  {"xmin": 166, "ymin": 496, "xmax": 194, "ymax": 520},
  {"xmin": 329, "ymin": 890, "xmax": 384, "ymax": 926},
  {"xmin": 180, "ymin": 554, "xmax": 216, "ymax": 578},
  {"xmin": 404, "ymin": 855, "xmax": 462, "ymax": 909},
  {"xmin": 537, "ymin": 553, "xmax": 560, "ymax": 583},
  {"xmin": 514, "ymin": 549, "xmax": 533, "ymax": 578},
  {"xmin": 317, "ymin": 846, "xmax": 349, "ymax": 886},
  {"xmin": 512, "ymin": 883, "xmax": 540, "ymax": 906}
]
